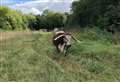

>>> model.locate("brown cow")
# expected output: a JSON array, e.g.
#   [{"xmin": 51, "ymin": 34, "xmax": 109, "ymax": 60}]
[{"xmin": 52, "ymin": 31, "xmax": 72, "ymax": 55}]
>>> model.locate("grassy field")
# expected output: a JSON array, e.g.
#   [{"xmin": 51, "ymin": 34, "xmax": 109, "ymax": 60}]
[{"xmin": 0, "ymin": 30, "xmax": 120, "ymax": 82}]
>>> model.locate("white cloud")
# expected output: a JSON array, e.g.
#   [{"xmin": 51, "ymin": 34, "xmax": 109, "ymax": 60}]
[
  {"xmin": 51, "ymin": 0, "xmax": 74, "ymax": 3},
  {"xmin": 30, "ymin": 8, "xmax": 42, "ymax": 15},
  {"xmin": 12, "ymin": 0, "xmax": 73, "ymax": 7},
  {"xmin": 9, "ymin": 0, "xmax": 74, "ymax": 15},
  {"xmin": 17, "ymin": 7, "xmax": 42, "ymax": 15},
  {"xmin": 43, "ymin": 6, "xmax": 49, "ymax": 10}
]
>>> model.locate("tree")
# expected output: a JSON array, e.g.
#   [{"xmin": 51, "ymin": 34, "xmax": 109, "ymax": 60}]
[
  {"xmin": 25, "ymin": 14, "xmax": 37, "ymax": 30},
  {"xmin": 0, "ymin": 7, "xmax": 28, "ymax": 30},
  {"xmin": 71, "ymin": 0, "xmax": 120, "ymax": 31},
  {"xmin": 36, "ymin": 10, "xmax": 66, "ymax": 30}
]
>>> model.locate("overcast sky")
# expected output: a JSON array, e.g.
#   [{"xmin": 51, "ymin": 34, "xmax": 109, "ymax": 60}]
[{"xmin": 1, "ymin": 0, "xmax": 74, "ymax": 15}]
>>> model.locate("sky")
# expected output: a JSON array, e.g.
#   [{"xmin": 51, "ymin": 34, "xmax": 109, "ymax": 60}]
[{"xmin": 1, "ymin": 0, "xmax": 74, "ymax": 15}]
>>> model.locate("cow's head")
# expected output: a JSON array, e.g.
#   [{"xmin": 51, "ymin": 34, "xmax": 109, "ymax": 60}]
[{"xmin": 63, "ymin": 33, "xmax": 72, "ymax": 47}]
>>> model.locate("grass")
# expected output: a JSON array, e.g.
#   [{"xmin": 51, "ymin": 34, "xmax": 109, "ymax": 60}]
[{"xmin": 0, "ymin": 30, "xmax": 120, "ymax": 82}]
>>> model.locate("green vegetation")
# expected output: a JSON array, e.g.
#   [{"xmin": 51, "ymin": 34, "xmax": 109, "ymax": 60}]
[
  {"xmin": 36, "ymin": 10, "xmax": 66, "ymax": 30},
  {"xmin": 0, "ymin": 0, "xmax": 120, "ymax": 82},
  {"xmin": 71, "ymin": 0, "xmax": 120, "ymax": 31},
  {"xmin": 0, "ymin": 30, "xmax": 120, "ymax": 82},
  {"xmin": 0, "ymin": 7, "xmax": 28, "ymax": 30},
  {"xmin": 0, "ymin": 7, "xmax": 66, "ymax": 31},
  {"xmin": 1, "ymin": 0, "xmax": 120, "ymax": 32}
]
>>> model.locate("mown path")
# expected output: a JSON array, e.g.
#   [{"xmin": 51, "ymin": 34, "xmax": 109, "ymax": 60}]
[{"xmin": 0, "ymin": 31, "xmax": 31, "ymax": 41}]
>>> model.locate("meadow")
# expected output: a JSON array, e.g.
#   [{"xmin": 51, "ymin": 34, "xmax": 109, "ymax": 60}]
[{"xmin": 0, "ymin": 29, "xmax": 120, "ymax": 82}]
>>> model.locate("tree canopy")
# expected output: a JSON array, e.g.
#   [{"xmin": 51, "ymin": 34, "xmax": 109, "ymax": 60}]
[
  {"xmin": 0, "ymin": 7, "xmax": 28, "ymax": 30},
  {"xmin": 0, "ymin": 7, "xmax": 66, "ymax": 31},
  {"xmin": 0, "ymin": 0, "xmax": 120, "ymax": 32},
  {"xmin": 36, "ymin": 10, "xmax": 66, "ymax": 31},
  {"xmin": 71, "ymin": 0, "xmax": 120, "ymax": 31}
]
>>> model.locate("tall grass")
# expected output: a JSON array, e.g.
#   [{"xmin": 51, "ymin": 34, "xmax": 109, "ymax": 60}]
[{"xmin": 0, "ymin": 30, "xmax": 120, "ymax": 82}]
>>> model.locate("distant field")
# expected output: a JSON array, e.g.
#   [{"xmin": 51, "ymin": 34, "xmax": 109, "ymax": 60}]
[{"xmin": 0, "ymin": 31, "xmax": 120, "ymax": 82}]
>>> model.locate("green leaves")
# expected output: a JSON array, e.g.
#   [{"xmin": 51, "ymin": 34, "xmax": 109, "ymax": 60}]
[
  {"xmin": 71, "ymin": 0, "xmax": 120, "ymax": 31},
  {"xmin": 36, "ymin": 10, "xmax": 66, "ymax": 30},
  {"xmin": 0, "ymin": 7, "xmax": 28, "ymax": 30},
  {"xmin": 0, "ymin": 7, "xmax": 67, "ymax": 31}
]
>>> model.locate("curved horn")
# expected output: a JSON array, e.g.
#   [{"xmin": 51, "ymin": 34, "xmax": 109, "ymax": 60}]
[{"xmin": 71, "ymin": 35, "xmax": 81, "ymax": 43}]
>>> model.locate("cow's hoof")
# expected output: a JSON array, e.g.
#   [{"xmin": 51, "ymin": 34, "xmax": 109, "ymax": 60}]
[
  {"xmin": 64, "ymin": 54, "xmax": 67, "ymax": 57},
  {"xmin": 64, "ymin": 52, "xmax": 67, "ymax": 57}
]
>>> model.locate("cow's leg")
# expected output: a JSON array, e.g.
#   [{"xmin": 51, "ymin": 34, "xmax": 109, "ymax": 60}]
[
  {"xmin": 61, "ymin": 43, "xmax": 65, "ymax": 53},
  {"xmin": 64, "ymin": 45, "xmax": 71, "ymax": 56},
  {"xmin": 56, "ymin": 44, "xmax": 62, "ymax": 53},
  {"xmin": 63, "ymin": 45, "xmax": 67, "ymax": 56},
  {"xmin": 56, "ymin": 45, "xmax": 60, "ymax": 52},
  {"xmin": 58, "ymin": 44, "xmax": 62, "ymax": 52},
  {"xmin": 58, "ymin": 43, "xmax": 65, "ymax": 53}
]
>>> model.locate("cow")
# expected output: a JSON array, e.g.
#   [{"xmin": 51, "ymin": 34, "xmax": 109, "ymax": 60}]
[{"xmin": 52, "ymin": 31, "xmax": 74, "ymax": 56}]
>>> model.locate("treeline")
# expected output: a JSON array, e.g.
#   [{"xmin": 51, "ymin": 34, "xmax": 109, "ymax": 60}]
[
  {"xmin": 0, "ymin": 0, "xmax": 120, "ymax": 32},
  {"xmin": 0, "ymin": 7, "xmax": 66, "ymax": 31},
  {"xmin": 70, "ymin": 0, "xmax": 120, "ymax": 32},
  {"xmin": 35, "ymin": 10, "xmax": 67, "ymax": 30},
  {"xmin": 0, "ymin": 7, "xmax": 28, "ymax": 30}
]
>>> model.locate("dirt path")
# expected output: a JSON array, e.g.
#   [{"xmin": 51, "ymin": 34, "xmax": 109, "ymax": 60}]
[{"xmin": 0, "ymin": 31, "xmax": 31, "ymax": 41}]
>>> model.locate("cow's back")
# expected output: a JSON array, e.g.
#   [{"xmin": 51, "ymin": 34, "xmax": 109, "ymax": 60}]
[{"xmin": 52, "ymin": 31, "xmax": 65, "ymax": 46}]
